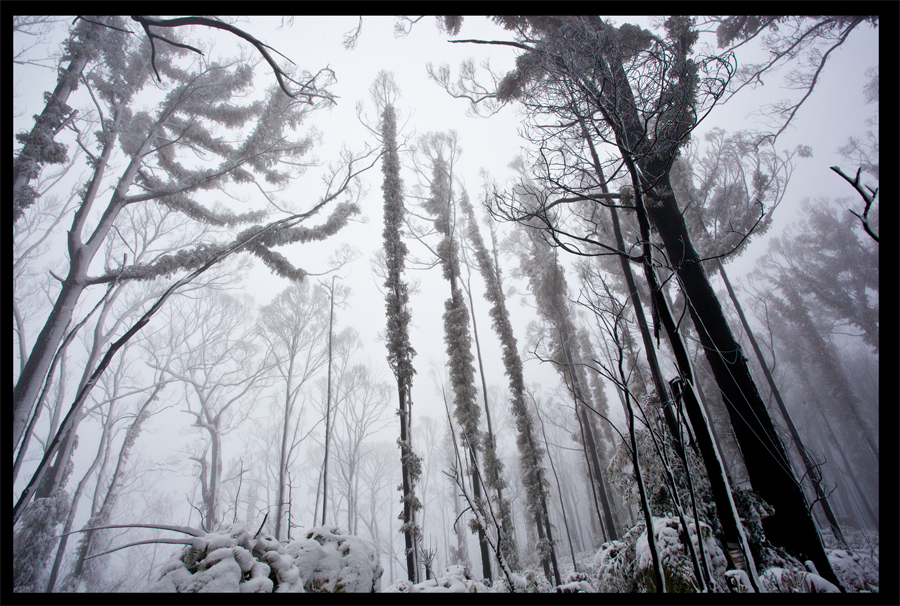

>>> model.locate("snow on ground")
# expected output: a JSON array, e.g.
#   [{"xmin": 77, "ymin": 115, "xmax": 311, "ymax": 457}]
[{"xmin": 828, "ymin": 549, "xmax": 879, "ymax": 592}]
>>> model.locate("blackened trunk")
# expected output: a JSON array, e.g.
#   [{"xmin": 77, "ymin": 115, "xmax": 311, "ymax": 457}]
[
  {"xmin": 642, "ymin": 169, "xmax": 841, "ymax": 589},
  {"xmin": 717, "ymin": 259, "xmax": 847, "ymax": 546}
]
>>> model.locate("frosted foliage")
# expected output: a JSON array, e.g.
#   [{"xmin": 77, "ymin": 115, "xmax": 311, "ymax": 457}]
[
  {"xmin": 384, "ymin": 565, "xmax": 489, "ymax": 593},
  {"xmin": 150, "ymin": 524, "xmax": 380, "ymax": 593},
  {"xmin": 758, "ymin": 567, "xmax": 839, "ymax": 593},
  {"xmin": 828, "ymin": 550, "xmax": 879, "ymax": 593},
  {"xmin": 594, "ymin": 516, "xmax": 726, "ymax": 593},
  {"xmin": 286, "ymin": 526, "xmax": 383, "ymax": 593}
]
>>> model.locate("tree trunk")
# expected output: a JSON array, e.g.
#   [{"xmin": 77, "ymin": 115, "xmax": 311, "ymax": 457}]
[
  {"xmin": 717, "ymin": 259, "xmax": 847, "ymax": 546},
  {"xmin": 321, "ymin": 275, "xmax": 336, "ymax": 526},
  {"xmin": 641, "ymin": 168, "xmax": 839, "ymax": 589},
  {"xmin": 461, "ymin": 267, "xmax": 518, "ymax": 570}
]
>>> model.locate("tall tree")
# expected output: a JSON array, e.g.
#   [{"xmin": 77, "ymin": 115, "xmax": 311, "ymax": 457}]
[
  {"xmin": 256, "ymin": 281, "xmax": 330, "ymax": 540},
  {"xmin": 12, "ymin": 21, "xmax": 352, "ymax": 459},
  {"xmin": 418, "ymin": 131, "xmax": 492, "ymax": 581},
  {"xmin": 512, "ymin": 224, "xmax": 619, "ymax": 545},
  {"xmin": 439, "ymin": 16, "xmax": 841, "ymax": 586},
  {"xmin": 457, "ymin": 193, "xmax": 519, "ymax": 573},
  {"xmin": 372, "ymin": 71, "xmax": 422, "ymax": 583},
  {"xmin": 460, "ymin": 186, "xmax": 561, "ymax": 584},
  {"xmin": 670, "ymin": 130, "xmax": 848, "ymax": 545}
]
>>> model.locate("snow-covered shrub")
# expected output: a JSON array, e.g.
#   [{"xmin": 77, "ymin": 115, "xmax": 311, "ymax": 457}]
[
  {"xmin": 758, "ymin": 567, "xmax": 839, "ymax": 593},
  {"xmin": 594, "ymin": 538, "xmax": 634, "ymax": 592},
  {"xmin": 150, "ymin": 524, "xmax": 380, "ymax": 593},
  {"xmin": 493, "ymin": 568, "xmax": 554, "ymax": 593},
  {"xmin": 828, "ymin": 549, "xmax": 878, "ymax": 592},
  {"xmin": 383, "ymin": 564, "xmax": 490, "ymax": 593},
  {"xmin": 285, "ymin": 526, "xmax": 383, "ymax": 593},
  {"xmin": 595, "ymin": 516, "xmax": 726, "ymax": 593},
  {"xmin": 557, "ymin": 571, "xmax": 595, "ymax": 593}
]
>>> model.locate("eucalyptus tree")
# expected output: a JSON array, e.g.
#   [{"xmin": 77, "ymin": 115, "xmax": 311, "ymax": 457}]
[
  {"xmin": 256, "ymin": 281, "xmax": 330, "ymax": 540},
  {"xmin": 435, "ymin": 16, "xmax": 840, "ymax": 586},
  {"xmin": 371, "ymin": 70, "xmax": 423, "ymax": 583},
  {"xmin": 12, "ymin": 18, "xmax": 363, "ymax": 462},
  {"xmin": 150, "ymin": 291, "xmax": 269, "ymax": 532},
  {"xmin": 671, "ymin": 132, "xmax": 850, "ymax": 546},
  {"xmin": 460, "ymin": 186, "xmax": 560, "ymax": 583},
  {"xmin": 510, "ymin": 224, "xmax": 619, "ymax": 545},
  {"xmin": 417, "ymin": 130, "xmax": 492, "ymax": 581},
  {"xmin": 13, "ymin": 15, "xmax": 335, "ymax": 223},
  {"xmin": 456, "ymin": 193, "xmax": 519, "ymax": 573}
]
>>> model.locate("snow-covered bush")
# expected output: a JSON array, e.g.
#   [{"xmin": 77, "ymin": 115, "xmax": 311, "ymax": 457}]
[
  {"xmin": 557, "ymin": 571, "xmax": 595, "ymax": 593},
  {"xmin": 383, "ymin": 564, "xmax": 490, "ymax": 593},
  {"xmin": 150, "ymin": 524, "xmax": 381, "ymax": 593},
  {"xmin": 758, "ymin": 567, "xmax": 839, "ymax": 593},
  {"xmin": 594, "ymin": 515, "xmax": 726, "ymax": 593},
  {"xmin": 828, "ymin": 549, "xmax": 878, "ymax": 592},
  {"xmin": 286, "ymin": 526, "xmax": 383, "ymax": 592},
  {"xmin": 492, "ymin": 568, "xmax": 554, "ymax": 593}
]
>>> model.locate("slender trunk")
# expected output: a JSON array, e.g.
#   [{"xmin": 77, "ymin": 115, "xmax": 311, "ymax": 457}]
[
  {"xmin": 321, "ymin": 275, "xmax": 336, "ymax": 526},
  {"xmin": 815, "ymin": 400, "xmax": 878, "ymax": 530},
  {"xmin": 469, "ymin": 449, "xmax": 493, "ymax": 581},
  {"xmin": 562, "ymin": 334, "xmax": 618, "ymax": 543},
  {"xmin": 621, "ymin": 359, "xmax": 665, "ymax": 592},
  {"xmin": 206, "ymin": 425, "xmax": 221, "ymax": 531},
  {"xmin": 535, "ymin": 404, "xmax": 578, "ymax": 573},
  {"xmin": 461, "ymin": 267, "xmax": 517, "ymax": 569},
  {"xmin": 275, "ymin": 361, "xmax": 295, "ymax": 540}
]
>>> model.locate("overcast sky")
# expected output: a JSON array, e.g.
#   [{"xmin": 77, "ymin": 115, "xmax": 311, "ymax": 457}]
[{"xmin": 13, "ymin": 15, "xmax": 879, "ymax": 544}]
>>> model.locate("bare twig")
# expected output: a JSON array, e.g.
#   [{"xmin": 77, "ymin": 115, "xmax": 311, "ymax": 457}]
[{"xmin": 830, "ymin": 166, "xmax": 879, "ymax": 243}]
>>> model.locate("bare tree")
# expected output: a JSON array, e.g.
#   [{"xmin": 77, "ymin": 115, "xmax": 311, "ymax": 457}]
[
  {"xmin": 332, "ymin": 364, "xmax": 392, "ymax": 535},
  {"xmin": 256, "ymin": 281, "xmax": 330, "ymax": 539},
  {"xmin": 151, "ymin": 291, "xmax": 268, "ymax": 531}
]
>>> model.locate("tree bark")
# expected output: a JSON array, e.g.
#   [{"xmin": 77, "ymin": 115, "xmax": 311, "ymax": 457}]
[
  {"xmin": 717, "ymin": 258, "xmax": 847, "ymax": 546},
  {"xmin": 641, "ymin": 169, "xmax": 838, "ymax": 588}
]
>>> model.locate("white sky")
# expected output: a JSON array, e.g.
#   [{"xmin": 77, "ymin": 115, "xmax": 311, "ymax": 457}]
[{"xmin": 13, "ymin": 15, "xmax": 878, "ymax": 572}]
